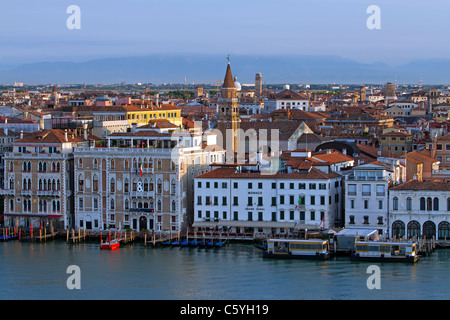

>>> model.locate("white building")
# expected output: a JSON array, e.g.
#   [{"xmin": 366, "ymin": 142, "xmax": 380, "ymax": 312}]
[
  {"xmin": 263, "ymin": 89, "xmax": 309, "ymax": 114},
  {"xmin": 344, "ymin": 162, "xmax": 403, "ymax": 236},
  {"xmin": 389, "ymin": 180, "xmax": 450, "ymax": 240},
  {"xmin": 194, "ymin": 164, "xmax": 343, "ymax": 237}
]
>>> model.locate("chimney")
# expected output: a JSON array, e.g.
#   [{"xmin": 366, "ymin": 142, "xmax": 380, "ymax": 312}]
[
  {"xmin": 155, "ymin": 94, "xmax": 159, "ymax": 107},
  {"xmin": 64, "ymin": 129, "xmax": 68, "ymax": 142},
  {"xmin": 83, "ymin": 123, "xmax": 88, "ymax": 140}
]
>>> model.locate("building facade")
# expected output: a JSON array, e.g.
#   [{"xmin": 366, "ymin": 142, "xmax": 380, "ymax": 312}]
[
  {"xmin": 73, "ymin": 128, "xmax": 225, "ymax": 232},
  {"xmin": 194, "ymin": 165, "xmax": 343, "ymax": 236},
  {"xmin": 389, "ymin": 180, "xmax": 450, "ymax": 240},
  {"xmin": 344, "ymin": 161, "xmax": 404, "ymax": 236},
  {"xmin": 1, "ymin": 129, "xmax": 89, "ymax": 229}
]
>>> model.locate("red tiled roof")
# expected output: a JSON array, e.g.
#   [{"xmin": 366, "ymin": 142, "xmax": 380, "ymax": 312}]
[
  {"xmin": 391, "ymin": 179, "xmax": 450, "ymax": 191},
  {"xmin": 195, "ymin": 167, "xmax": 341, "ymax": 180}
]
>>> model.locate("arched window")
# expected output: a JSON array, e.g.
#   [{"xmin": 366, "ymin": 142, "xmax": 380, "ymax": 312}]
[
  {"xmin": 38, "ymin": 179, "xmax": 42, "ymax": 191},
  {"xmin": 125, "ymin": 199, "xmax": 129, "ymax": 210},
  {"xmin": 420, "ymin": 197, "xmax": 426, "ymax": 211},
  {"xmin": 56, "ymin": 162, "xmax": 60, "ymax": 172},
  {"xmin": 406, "ymin": 197, "xmax": 412, "ymax": 211},
  {"xmin": 93, "ymin": 159, "xmax": 98, "ymax": 169},
  {"xmin": 9, "ymin": 177, "xmax": 14, "ymax": 190},
  {"xmin": 392, "ymin": 220, "xmax": 405, "ymax": 238},
  {"xmin": 110, "ymin": 199, "xmax": 115, "ymax": 210},
  {"xmin": 433, "ymin": 197, "xmax": 439, "ymax": 211},
  {"xmin": 171, "ymin": 200, "xmax": 176, "ymax": 212},
  {"xmin": 157, "ymin": 200, "xmax": 162, "ymax": 211},
  {"xmin": 407, "ymin": 221, "xmax": 421, "ymax": 238},
  {"xmin": 110, "ymin": 178, "xmax": 115, "ymax": 193},
  {"xmin": 438, "ymin": 221, "xmax": 450, "ymax": 240},
  {"xmin": 38, "ymin": 162, "xmax": 43, "ymax": 171},
  {"xmin": 124, "ymin": 178, "xmax": 129, "ymax": 193},
  {"xmin": 393, "ymin": 197, "xmax": 399, "ymax": 210},
  {"xmin": 78, "ymin": 158, "xmax": 83, "ymax": 168},
  {"xmin": 42, "ymin": 162, "xmax": 46, "ymax": 172},
  {"xmin": 9, "ymin": 199, "xmax": 14, "ymax": 211},
  {"xmin": 157, "ymin": 179, "xmax": 162, "ymax": 193},
  {"xmin": 78, "ymin": 174, "xmax": 84, "ymax": 192},
  {"xmin": 171, "ymin": 179, "xmax": 176, "ymax": 194},
  {"xmin": 427, "ymin": 197, "xmax": 432, "ymax": 211}
]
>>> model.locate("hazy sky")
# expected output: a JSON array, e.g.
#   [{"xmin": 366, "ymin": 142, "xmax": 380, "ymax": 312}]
[{"xmin": 1, "ymin": 0, "xmax": 449, "ymax": 66}]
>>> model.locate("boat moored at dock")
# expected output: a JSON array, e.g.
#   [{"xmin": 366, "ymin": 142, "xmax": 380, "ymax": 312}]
[
  {"xmin": 263, "ymin": 239, "xmax": 330, "ymax": 260},
  {"xmin": 351, "ymin": 241, "xmax": 419, "ymax": 263}
]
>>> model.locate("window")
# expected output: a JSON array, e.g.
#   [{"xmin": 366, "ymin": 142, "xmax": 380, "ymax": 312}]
[
  {"xmin": 310, "ymin": 196, "xmax": 315, "ymax": 205},
  {"xmin": 363, "ymin": 216, "xmax": 369, "ymax": 224},
  {"xmin": 420, "ymin": 197, "xmax": 426, "ymax": 210},
  {"xmin": 247, "ymin": 197, "xmax": 253, "ymax": 206},
  {"xmin": 258, "ymin": 197, "xmax": 263, "ymax": 206},
  {"xmin": 349, "ymin": 215, "xmax": 355, "ymax": 224},
  {"xmin": 362, "ymin": 184, "xmax": 371, "ymax": 196},
  {"xmin": 248, "ymin": 182, "xmax": 252, "ymax": 189},
  {"xmin": 309, "ymin": 183, "xmax": 316, "ymax": 190},
  {"xmin": 248, "ymin": 212, "xmax": 253, "ymax": 221},
  {"xmin": 350, "ymin": 199, "xmax": 355, "ymax": 209},
  {"xmin": 348, "ymin": 184, "xmax": 356, "ymax": 196},
  {"xmin": 310, "ymin": 211, "xmax": 315, "ymax": 220},
  {"xmin": 393, "ymin": 197, "xmax": 398, "ymax": 210},
  {"xmin": 376, "ymin": 185, "xmax": 384, "ymax": 196},
  {"xmin": 364, "ymin": 200, "xmax": 369, "ymax": 209},
  {"xmin": 406, "ymin": 197, "xmax": 412, "ymax": 211},
  {"xmin": 110, "ymin": 178, "xmax": 115, "ymax": 193},
  {"xmin": 93, "ymin": 175, "xmax": 99, "ymax": 192},
  {"xmin": 433, "ymin": 197, "xmax": 439, "ymax": 211}
]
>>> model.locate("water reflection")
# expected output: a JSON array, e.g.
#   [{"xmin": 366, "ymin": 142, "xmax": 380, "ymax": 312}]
[{"xmin": 0, "ymin": 242, "xmax": 450, "ymax": 299}]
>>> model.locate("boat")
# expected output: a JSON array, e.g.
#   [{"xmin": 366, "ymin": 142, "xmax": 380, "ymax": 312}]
[
  {"xmin": 262, "ymin": 238, "xmax": 330, "ymax": 260},
  {"xmin": 180, "ymin": 239, "xmax": 189, "ymax": 247},
  {"xmin": 188, "ymin": 239, "xmax": 198, "ymax": 247},
  {"xmin": 100, "ymin": 232, "xmax": 120, "ymax": 250},
  {"xmin": 214, "ymin": 240, "xmax": 226, "ymax": 248},
  {"xmin": 171, "ymin": 240, "xmax": 180, "ymax": 247},
  {"xmin": 206, "ymin": 239, "xmax": 215, "ymax": 247},
  {"xmin": 351, "ymin": 241, "xmax": 419, "ymax": 263}
]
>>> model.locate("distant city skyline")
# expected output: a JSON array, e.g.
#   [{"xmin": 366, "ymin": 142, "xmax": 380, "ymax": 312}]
[{"xmin": 1, "ymin": 0, "xmax": 450, "ymax": 67}]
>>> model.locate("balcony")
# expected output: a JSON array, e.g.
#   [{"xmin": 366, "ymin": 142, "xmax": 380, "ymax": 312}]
[
  {"xmin": 21, "ymin": 189, "xmax": 32, "ymax": 196},
  {"xmin": 0, "ymin": 189, "xmax": 14, "ymax": 195},
  {"xmin": 37, "ymin": 190, "xmax": 61, "ymax": 197}
]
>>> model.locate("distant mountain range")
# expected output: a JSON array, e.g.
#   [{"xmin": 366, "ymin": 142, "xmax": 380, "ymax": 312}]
[{"xmin": 1, "ymin": 54, "xmax": 449, "ymax": 85}]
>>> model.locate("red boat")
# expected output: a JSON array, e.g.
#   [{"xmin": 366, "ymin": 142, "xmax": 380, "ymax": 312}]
[{"xmin": 100, "ymin": 231, "xmax": 120, "ymax": 250}]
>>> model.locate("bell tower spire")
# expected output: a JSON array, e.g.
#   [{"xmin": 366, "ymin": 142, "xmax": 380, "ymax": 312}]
[{"xmin": 217, "ymin": 59, "xmax": 240, "ymax": 162}]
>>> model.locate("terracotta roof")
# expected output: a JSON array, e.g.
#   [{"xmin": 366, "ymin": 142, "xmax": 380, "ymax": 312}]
[
  {"xmin": 195, "ymin": 167, "xmax": 341, "ymax": 180},
  {"xmin": 312, "ymin": 153, "xmax": 354, "ymax": 164},
  {"xmin": 16, "ymin": 129, "xmax": 85, "ymax": 144},
  {"xmin": 401, "ymin": 151, "xmax": 438, "ymax": 164},
  {"xmin": 390, "ymin": 179, "xmax": 450, "ymax": 191}
]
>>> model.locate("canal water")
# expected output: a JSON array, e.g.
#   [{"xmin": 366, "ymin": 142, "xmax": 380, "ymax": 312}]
[{"xmin": 1, "ymin": 241, "xmax": 449, "ymax": 300}]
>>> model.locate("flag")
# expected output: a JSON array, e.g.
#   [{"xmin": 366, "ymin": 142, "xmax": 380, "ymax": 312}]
[{"xmin": 140, "ymin": 164, "xmax": 143, "ymax": 176}]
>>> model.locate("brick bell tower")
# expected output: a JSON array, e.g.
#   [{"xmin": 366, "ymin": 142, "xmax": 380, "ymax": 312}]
[{"xmin": 217, "ymin": 58, "xmax": 240, "ymax": 162}]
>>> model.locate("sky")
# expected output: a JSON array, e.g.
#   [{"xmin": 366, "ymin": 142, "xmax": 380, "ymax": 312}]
[{"xmin": 0, "ymin": 0, "xmax": 449, "ymax": 67}]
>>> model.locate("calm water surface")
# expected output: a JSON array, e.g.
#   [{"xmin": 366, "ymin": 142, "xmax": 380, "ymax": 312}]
[{"xmin": 1, "ymin": 241, "xmax": 449, "ymax": 300}]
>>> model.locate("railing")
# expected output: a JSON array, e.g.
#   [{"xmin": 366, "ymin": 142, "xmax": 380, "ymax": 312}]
[{"xmin": 37, "ymin": 190, "xmax": 61, "ymax": 197}]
